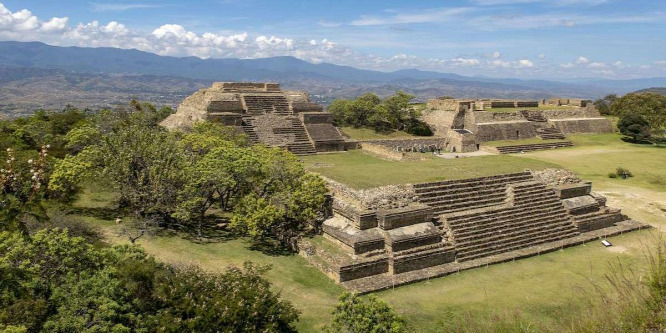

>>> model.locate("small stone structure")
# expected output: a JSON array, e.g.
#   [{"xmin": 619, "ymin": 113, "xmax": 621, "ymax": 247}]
[
  {"xmin": 420, "ymin": 98, "xmax": 613, "ymax": 153},
  {"xmin": 300, "ymin": 169, "xmax": 648, "ymax": 293},
  {"xmin": 161, "ymin": 82, "xmax": 355, "ymax": 155}
]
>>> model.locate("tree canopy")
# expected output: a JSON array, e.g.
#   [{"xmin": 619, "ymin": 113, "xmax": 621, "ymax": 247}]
[{"xmin": 328, "ymin": 92, "xmax": 432, "ymax": 136}]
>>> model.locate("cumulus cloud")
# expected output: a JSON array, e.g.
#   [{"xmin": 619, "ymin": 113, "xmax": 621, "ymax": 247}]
[
  {"xmin": 518, "ymin": 59, "xmax": 534, "ymax": 67},
  {"xmin": 575, "ymin": 56, "xmax": 589, "ymax": 64}
]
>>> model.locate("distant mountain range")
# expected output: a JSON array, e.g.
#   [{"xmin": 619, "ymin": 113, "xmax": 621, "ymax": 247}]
[
  {"xmin": 1, "ymin": 41, "xmax": 665, "ymax": 115},
  {"xmin": 636, "ymin": 87, "xmax": 666, "ymax": 95}
]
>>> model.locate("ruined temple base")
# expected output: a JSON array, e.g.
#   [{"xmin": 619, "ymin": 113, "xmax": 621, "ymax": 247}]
[{"xmin": 333, "ymin": 220, "xmax": 649, "ymax": 294}]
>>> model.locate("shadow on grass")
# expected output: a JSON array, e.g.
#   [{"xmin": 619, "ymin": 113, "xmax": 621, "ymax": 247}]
[
  {"xmin": 67, "ymin": 206, "xmax": 125, "ymax": 221},
  {"xmin": 621, "ymin": 137, "xmax": 666, "ymax": 147}
]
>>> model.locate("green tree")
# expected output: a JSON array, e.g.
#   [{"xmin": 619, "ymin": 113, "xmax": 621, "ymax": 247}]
[
  {"xmin": 593, "ymin": 93, "xmax": 618, "ymax": 116},
  {"xmin": 611, "ymin": 92, "xmax": 666, "ymax": 142},
  {"xmin": 0, "ymin": 146, "xmax": 50, "ymax": 234},
  {"xmin": 618, "ymin": 113, "xmax": 651, "ymax": 142},
  {"xmin": 326, "ymin": 292, "xmax": 406, "ymax": 333}
]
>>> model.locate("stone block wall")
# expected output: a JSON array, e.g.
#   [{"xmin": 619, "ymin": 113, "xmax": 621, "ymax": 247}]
[
  {"xmin": 473, "ymin": 111, "xmax": 526, "ymax": 122},
  {"xmin": 420, "ymin": 110, "xmax": 457, "ymax": 135},
  {"xmin": 337, "ymin": 257, "xmax": 389, "ymax": 282},
  {"xmin": 427, "ymin": 98, "xmax": 459, "ymax": 111},
  {"xmin": 549, "ymin": 118, "xmax": 613, "ymax": 134},
  {"xmin": 391, "ymin": 248, "xmax": 455, "ymax": 274},
  {"xmin": 556, "ymin": 183, "xmax": 592, "ymax": 199},
  {"xmin": 376, "ymin": 205, "xmax": 434, "ymax": 229},
  {"xmin": 475, "ymin": 122, "xmax": 537, "ymax": 142}
]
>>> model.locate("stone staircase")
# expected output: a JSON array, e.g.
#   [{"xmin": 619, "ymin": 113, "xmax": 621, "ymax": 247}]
[
  {"xmin": 243, "ymin": 95, "xmax": 291, "ymax": 115},
  {"xmin": 521, "ymin": 110, "xmax": 547, "ymax": 122},
  {"xmin": 495, "ymin": 141, "xmax": 573, "ymax": 154},
  {"xmin": 444, "ymin": 181, "xmax": 579, "ymax": 261},
  {"xmin": 414, "ymin": 172, "xmax": 535, "ymax": 216},
  {"xmin": 536, "ymin": 127, "xmax": 566, "ymax": 140},
  {"xmin": 241, "ymin": 116, "xmax": 260, "ymax": 143},
  {"xmin": 284, "ymin": 117, "xmax": 316, "ymax": 155}
]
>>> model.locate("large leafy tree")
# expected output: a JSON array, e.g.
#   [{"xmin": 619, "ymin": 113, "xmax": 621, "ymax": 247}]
[
  {"xmin": 611, "ymin": 92, "xmax": 666, "ymax": 142},
  {"xmin": 328, "ymin": 92, "xmax": 429, "ymax": 135},
  {"xmin": 618, "ymin": 113, "xmax": 651, "ymax": 142}
]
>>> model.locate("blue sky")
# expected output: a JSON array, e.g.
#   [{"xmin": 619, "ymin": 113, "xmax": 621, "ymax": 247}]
[{"xmin": 1, "ymin": 0, "xmax": 665, "ymax": 79}]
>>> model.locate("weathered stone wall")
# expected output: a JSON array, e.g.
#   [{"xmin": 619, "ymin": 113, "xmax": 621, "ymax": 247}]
[
  {"xmin": 391, "ymin": 248, "xmax": 455, "ymax": 274},
  {"xmin": 426, "ymin": 98, "xmax": 459, "ymax": 111},
  {"xmin": 556, "ymin": 183, "xmax": 592, "ymax": 199},
  {"xmin": 475, "ymin": 122, "xmax": 537, "ymax": 142},
  {"xmin": 530, "ymin": 168, "xmax": 582, "ymax": 187},
  {"xmin": 338, "ymin": 257, "xmax": 389, "ymax": 282},
  {"xmin": 420, "ymin": 110, "xmax": 457, "ymax": 135},
  {"xmin": 252, "ymin": 113, "xmax": 295, "ymax": 146},
  {"xmin": 444, "ymin": 130, "xmax": 478, "ymax": 152},
  {"xmin": 473, "ymin": 111, "xmax": 526, "ymax": 122},
  {"xmin": 322, "ymin": 176, "xmax": 417, "ymax": 210},
  {"xmin": 301, "ymin": 112, "xmax": 333, "ymax": 124},
  {"xmin": 549, "ymin": 118, "xmax": 613, "ymax": 134},
  {"xmin": 542, "ymin": 108, "xmax": 599, "ymax": 119}
]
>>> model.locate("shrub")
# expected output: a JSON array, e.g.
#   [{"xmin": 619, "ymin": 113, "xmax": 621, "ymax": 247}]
[
  {"xmin": 326, "ymin": 292, "xmax": 406, "ymax": 333},
  {"xmin": 608, "ymin": 172, "xmax": 618, "ymax": 178},
  {"xmin": 616, "ymin": 167, "xmax": 634, "ymax": 178}
]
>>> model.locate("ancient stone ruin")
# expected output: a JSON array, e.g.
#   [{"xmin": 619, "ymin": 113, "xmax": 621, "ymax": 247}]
[
  {"xmin": 161, "ymin": 82, "xmax": 354, "ymax": 155},
  {"xmin": 300, "ymin": 169, "xmax": 647, "ymax": 293},
  {"xmin": 420, "ymin": 98, "xmax": 612, "ymax": 153}
]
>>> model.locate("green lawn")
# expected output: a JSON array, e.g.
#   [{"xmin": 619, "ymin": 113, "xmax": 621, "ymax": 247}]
[
  {"xmin": 521, "ymin": 133, "xmax": 666, "ymax": 192},
  {"xmin": 71, "ymin": 131, "xmax": 666, "ymax": 332},
  {"xmin": 483, "ymin": 137, "xmax": 570, "ymax": 147},
  {"xmin": 301, "ymin": 149, "xmax": 559, "ymax": 189},
  {"xmin": 338, "ymin": 126, "xmax": 416, "ymax": 140},
  {"xmin": 488, "ymin": 105, "xmax": 579, "ymax": 113}
]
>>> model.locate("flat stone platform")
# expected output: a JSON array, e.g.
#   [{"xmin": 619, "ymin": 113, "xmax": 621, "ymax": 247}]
[{"xmin": 341, "ymin": 220, "xmax": 649, "ymax": 294}]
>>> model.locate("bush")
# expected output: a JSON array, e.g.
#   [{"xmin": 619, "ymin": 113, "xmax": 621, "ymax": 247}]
[
  {"xmin": 326, "ymin": 292, "xmax": 406, "ymax": 333},
  {"xmin": 608, "ymin": 172, "xmax": 618, "ymax": 178},
  {"xmin": 616, "ymin": 167, "xmax": 634, "ymax": 178}
]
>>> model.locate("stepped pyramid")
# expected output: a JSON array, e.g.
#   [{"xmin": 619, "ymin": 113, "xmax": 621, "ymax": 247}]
[
  {"xmin": 161, "ymin": 82, "xmax": 354, "ymax": 155},
  {"xmin": 300, "ymin": 170, "xmax": 648, "ymax": 293}
]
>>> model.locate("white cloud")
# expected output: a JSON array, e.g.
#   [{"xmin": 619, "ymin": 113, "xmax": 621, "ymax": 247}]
[
  {"xmin": 518, "ymin": 59, "xmax": 534, "ymax": 67},
  {"xmin": 492, "ymin": 50, "xmax": 501, "ymax": 58},
  {"xmin": 588, "ymin": 62, "xmax": 606, "ymax": 68},
  {"xmin": 90, "ymin": 3, "xmax": 166, "ymax": 12},
  {"xmin": 350, "ymin": 7, "xmax": 472, "ymax": 26},
  {"xmin": 575, "ymin": 56, "xmax": 589, "ymax": 64},
  {"xmin": 560, "ymin": 63, "xmax": 574, "ymax": 68},
  {"xmin": 452, "ymin": 58, "xmax": 480, "ymax": 66},
  {"xmin": 538, "ymin": 53, "xmax": 546, "ymax": 59}
]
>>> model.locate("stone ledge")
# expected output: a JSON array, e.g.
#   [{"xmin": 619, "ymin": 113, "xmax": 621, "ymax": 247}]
[{"xmin": 341, "ymin": 220, "xmax": 650, "ymax": 294}]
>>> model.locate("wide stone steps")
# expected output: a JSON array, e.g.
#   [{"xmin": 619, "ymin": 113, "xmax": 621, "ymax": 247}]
[
  {"xmin": 536, "ymin": 128, "xmax": 566, "ymax": 140},
  {"xmin": 449, "ymin": 201, "xmax": 566, "ymax": 234},
  {"xmin": 455, "ymin": 218, "xmax": 576, "ymax": 254},
  {"xmin": 241, "ymin": 117, "xmax": 260, "ymax": 143},
  {"xmin": 414, "ymin": 172, "xmax": 533, "ymax": 191},
  {"xmin": 286, "ymin": 142, "xmax": 316, "ymax": 155},
  {"xmin": 416, "ymin": 173, "xmax": 539, "ymax": 216},
  {"xmin": 521, "ymin": 110, "xmax": 547, "ymax": 122},
  {"xmin": 441, "ymin": 181, "xmax": 580, "ymax": 262},
  {"xmin": 455, "ymin": 213, "xmax": 573, "ymax": 247},
  {"xmin": 456, "ymin": 228, "xmax": 578, "ymax": 262},
  {"xmin": 243, "ymin": 95, "xmax": 291, "ymax": 115},
  {"xmin": 495, "ymin": 141, "xmax": 573, "ymax": 154}
]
